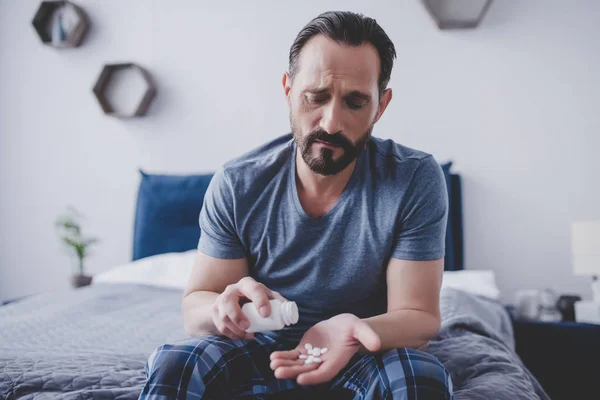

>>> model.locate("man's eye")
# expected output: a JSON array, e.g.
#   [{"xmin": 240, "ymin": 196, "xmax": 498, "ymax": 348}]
[
  {"xmin": 346, "ymin": 100, "xmax": 365, "ymax": 110},
  {"xmin": 307, "ymin": 95, "xmax": 328, "ymax": 104}
]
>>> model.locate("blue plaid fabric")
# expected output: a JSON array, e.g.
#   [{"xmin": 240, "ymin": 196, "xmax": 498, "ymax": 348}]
[{"xmin": 139, "ymin": 333, "xmax": 453, "ymax": 399}]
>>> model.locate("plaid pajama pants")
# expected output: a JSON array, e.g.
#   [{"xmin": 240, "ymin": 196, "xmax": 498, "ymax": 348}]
[{"xmin": 139, "ymin": 333, "xmax": 453, "ymax": 400}]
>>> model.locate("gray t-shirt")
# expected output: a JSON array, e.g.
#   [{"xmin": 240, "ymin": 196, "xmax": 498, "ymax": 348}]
[{"xmin": 198, "ymin": 133, "xmax": 448, "ymax": 340}]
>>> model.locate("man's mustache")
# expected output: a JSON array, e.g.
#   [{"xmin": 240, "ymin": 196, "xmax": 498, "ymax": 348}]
[{"xmin": 306, "ymin": 130, "xmax": 353, "ymax": 148}]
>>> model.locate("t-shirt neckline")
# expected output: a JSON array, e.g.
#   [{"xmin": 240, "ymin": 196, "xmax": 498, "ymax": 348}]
[{"xmin": 288, "ymin": 140, "xmax": 362, "ymax": 222}]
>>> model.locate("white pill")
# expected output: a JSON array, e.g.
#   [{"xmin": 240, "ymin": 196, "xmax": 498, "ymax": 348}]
[
  {"xmin": 313, "ymin": 347, "xmax": 321, "ymax": 354},
  {"xmin": 307, "ymin": 356, "xmax": 314, "ymax": 362},
  {"xmin": 320, "ymin": 348, "xmax": 328, "ymax": 354},
  {"xmin": 313, "ymin": 357, "xmax": 322, "ymax": 363},
  {"xmin": 304, "ymin": 359, "xmax": 313, "ymax": 365},
  {"xmin": 299, "ymin": 354, "xmax": 307, "ymax": 359},
  {"xmin": 311, "ymin": 349, "xmax": 319, "ymax": 356},
  {"xmin": 305, "ymin": 343, "xmax": 313, "ymax": 351}
]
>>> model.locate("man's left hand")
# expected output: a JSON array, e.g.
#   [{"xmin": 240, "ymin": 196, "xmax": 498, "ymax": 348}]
[{"xmin": 269, "ymin": 313, "xmax": 381, "ymax": 385}]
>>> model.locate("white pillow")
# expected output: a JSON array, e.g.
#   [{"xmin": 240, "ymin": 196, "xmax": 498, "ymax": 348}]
[
  {"xmin": 94, "ymin": 252, "xmax": 501, "ymax": 300},
  {"xmin": 442, "ymin": 270, "xmax": 501, "ymax": 300},
  {"xmin": 93, "ymin": 250, "xmax": 196, "ymax": 289}
]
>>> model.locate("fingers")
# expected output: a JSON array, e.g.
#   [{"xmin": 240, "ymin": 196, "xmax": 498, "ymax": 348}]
[
  {"xmin": 273, "ymin": 363, "xmax": 318, "ymax": 380},
  {"xmin": 217, "ymin": 300, "xmax": 246, "ymax": 336},
  {"xmin": 213, "ymin": 287, "xmax": 252, "ymax": 339},
  {"xmin": 221, "ymin": 296, "xmax": 250, "ymax": 331},
  {"xmin": 268, "ymin": 289, "xmax": 288, "ymax": 303},
  {"xmin": 213, "ymin": 276, "xmax": 292, "ymax": 339},
  {"xmin": 212, "ymin": 312, "xmax": 244, "ymax": 339},
  {"xmin": 238, "ymin": 278, "xmax": 271, "ymax": 317},
  {"xmin": 353, "ymin": 321, "xmax": 381, "ymax": 353},
  {"xmin": 227, "ymin": 328, "xmax": 253, "ymax": 341},
  {"xmin": 225, "ymin": 317, "xmax": 248, "ymax": 338},
  {"xmin": 214, "ymin": 319, "xmax": 253, "ymax": 341},
  {"xmin": 270, "ymin": 350, "xmax": 301, "ymax": 361},
  {"xmin": 296, "ymin": 361, "xmax": 339, "ymax": 385},
  {"xmin": 270, "ymin": 358, "xmax": 305, "ymax": 370},
  {"xmin": 221, "ymin": 327, "xmax": 243, "ymax": 341}
]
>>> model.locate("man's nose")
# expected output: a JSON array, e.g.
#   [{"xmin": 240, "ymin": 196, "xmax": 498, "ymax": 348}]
[{"xmin": 319, "ymin": 101, "xmax": 344, "ymax": 135}]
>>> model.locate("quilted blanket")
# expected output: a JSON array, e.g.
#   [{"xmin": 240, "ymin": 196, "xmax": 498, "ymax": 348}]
[
  {"xmin": 427, "ymin": 288, "xmax": 550, "ymax": 400},
  {"xmin": 0, "ymin": 284, "xmax": 548, "ymax": 399},
  {"xmin": 0, "ymin": 284, "xmax": 188, "ymax": 400}
]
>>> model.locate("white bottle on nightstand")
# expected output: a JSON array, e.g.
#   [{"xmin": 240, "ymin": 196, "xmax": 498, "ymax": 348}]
[
  {"xmin": 571, "ymin": 220, "xmax": 600, "ymax": 324},
  {"xmin": 575, "ymin": 301, "xmax": 600, "ymax": 324},
  {"xmin": 575, "ymin": 277, "xmax": 600, "ymax": 324},
  {"xmin": 241, "ymin": 299, "xmax": 299, "ymax": 333}
]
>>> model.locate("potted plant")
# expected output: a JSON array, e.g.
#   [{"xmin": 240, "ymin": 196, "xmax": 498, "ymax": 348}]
[{"xmin": 55, "ymin": 206, "xmax": 99, "ymax": 288}]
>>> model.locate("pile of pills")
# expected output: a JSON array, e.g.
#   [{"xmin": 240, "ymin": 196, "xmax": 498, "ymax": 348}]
[{"xmin": 299, "ymin": 343, "xmax": 328, "ymax": 365}]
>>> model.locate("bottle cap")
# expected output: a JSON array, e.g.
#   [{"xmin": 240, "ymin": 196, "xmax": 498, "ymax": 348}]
[{"xmin": 282, "ymin": 301, "xmax": 299, "ymax": 326}]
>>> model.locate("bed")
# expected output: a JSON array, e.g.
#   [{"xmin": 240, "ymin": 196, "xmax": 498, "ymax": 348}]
[{"xmin": 0, "ymin": 163, "xmax": 551, "ymax": 399}]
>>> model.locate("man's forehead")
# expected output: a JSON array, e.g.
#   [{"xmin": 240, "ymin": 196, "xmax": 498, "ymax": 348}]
[{"xmin": 295, "ymin": 35, "xmax": 380, "ymax": 92}]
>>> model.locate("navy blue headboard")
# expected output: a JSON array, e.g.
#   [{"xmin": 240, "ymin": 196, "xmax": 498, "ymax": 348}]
[
  {"xmin": 446, "ymin": 174, "xmax": 464, "ymax": 271},
  {"xmin": 132, "ymin": 164, "xmax": 464, "ymax": 271}
]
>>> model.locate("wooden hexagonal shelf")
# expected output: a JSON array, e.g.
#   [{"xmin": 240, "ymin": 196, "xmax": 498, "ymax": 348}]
[
  {"xmin": 422, "ymin": 0, "xmax": 493, "ymax": 30},
  {"xmin": 32, "ymin": 1, "xmax": 89, "ymax": 48},
  {"xmin": 92, "ymin": 63, "xmax": 157, "ymax": 118}
]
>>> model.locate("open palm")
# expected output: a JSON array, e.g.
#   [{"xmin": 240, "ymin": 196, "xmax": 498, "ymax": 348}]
[{"xmin": 269, "ymin": 313, "xmax": 381, "ymax": 385}]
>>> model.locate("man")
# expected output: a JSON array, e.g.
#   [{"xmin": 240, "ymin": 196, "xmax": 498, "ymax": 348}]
[{"xmin": 140, "ymin": 11, "xmax": 453, "ymax": 399}]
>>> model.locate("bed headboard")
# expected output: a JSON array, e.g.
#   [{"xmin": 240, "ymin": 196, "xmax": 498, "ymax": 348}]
[{"xmin": 132, "ymin": 163, "xmax": 464, "ymax": 271}]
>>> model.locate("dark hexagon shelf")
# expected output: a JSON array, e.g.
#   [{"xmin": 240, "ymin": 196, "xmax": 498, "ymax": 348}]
[
  {"xmin": 92, "ymin": 63, "xmax": 157, "ymax": 118},
  {"xmin": 32, "ymin": 1, "xmax": 89, "ymax": 48},
  {"xmin": 422, "ymin": 0, "xmax": 493, "ymax": 30}
]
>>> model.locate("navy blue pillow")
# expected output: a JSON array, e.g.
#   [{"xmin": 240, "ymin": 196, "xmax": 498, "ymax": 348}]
[{"xmin": 132, "ymin": 170, "xmax": 213, "ymax": 261}]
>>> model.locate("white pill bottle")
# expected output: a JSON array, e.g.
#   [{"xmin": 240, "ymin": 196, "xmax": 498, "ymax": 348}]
[{"xmin": 241, "ymin": 299, "xmax": 299, "ymax": 333}]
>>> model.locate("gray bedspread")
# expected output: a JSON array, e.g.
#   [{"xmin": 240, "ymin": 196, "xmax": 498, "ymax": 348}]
[
  {"xmin": 0, "ymin": 284, "xmax": 549, "ymax": 399},
  {"xmin": 427, "ymin": 288, "xmax": 550, "ymax": 400}
]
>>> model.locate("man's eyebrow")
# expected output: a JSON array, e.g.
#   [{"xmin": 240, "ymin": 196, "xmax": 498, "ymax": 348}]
[
  {"xmin": 304, "ymin": 87, "xmax": 330, "ymax": 95},
  {"xmin": 304, "ymin": 88, "xmax": 371, "ymax": 100},
  {"xmin": 347, "ymin": 91, "xmax": 371, "ymax": 101}
]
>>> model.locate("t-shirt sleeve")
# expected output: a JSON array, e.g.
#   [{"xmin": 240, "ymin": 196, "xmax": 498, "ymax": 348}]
[
  {"xmin": 392, "ymin": 155, "xmax": 449, "ymax": 261},
  {"xmin": 197, "ymin": 167, "xmax": 246, "ymax": 259}
]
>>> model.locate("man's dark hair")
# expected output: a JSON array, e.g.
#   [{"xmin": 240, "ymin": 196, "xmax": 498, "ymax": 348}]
[{"xmin": 288, "ymin": 11, "xmax": 397, "ymax": 96}]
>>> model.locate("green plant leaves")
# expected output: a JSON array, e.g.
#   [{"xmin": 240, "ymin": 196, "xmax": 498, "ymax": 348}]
[{"xmin": 55, "ymin": 206, "xmax": 99, "ymax": 274}]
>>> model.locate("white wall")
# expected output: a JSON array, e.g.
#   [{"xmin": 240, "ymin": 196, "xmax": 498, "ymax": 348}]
[{"xmin": 1, "ymin": 0, "xmax": 598, "ymax": 303}]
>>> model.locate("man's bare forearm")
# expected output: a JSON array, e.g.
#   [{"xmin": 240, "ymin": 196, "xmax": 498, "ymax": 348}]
[
  {"xmin": 361, "ymin": 309, "xmax": 441, "ymax": 353},
  {"xmin": 182, "ymin": 291, "xmax": 220, "ymax": 336}
]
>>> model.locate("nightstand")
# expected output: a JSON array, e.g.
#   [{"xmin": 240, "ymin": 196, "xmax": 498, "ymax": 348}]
[{"xmin": 513, "ymin": 319, "xmax": 600, "ymax": 400}]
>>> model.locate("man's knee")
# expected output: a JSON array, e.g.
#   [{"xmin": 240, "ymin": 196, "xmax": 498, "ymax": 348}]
[
  {"xmin": 142, "ymin": 335, "xmax": 230, "ymax": 397},
  {"xmin": 380, "ymin": 348, "xmax": 453, "ymax": 399}
]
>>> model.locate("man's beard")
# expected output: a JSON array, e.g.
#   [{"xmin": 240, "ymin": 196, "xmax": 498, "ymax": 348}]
[{"xmin": 291, "ymin": 120, "xmax": 372, "ymax": 176}]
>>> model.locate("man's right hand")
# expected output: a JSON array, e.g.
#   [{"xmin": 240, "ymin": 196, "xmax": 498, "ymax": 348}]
[{"xmin": 211, "ymin": 276, "xmax": 287, "ymax": 340}]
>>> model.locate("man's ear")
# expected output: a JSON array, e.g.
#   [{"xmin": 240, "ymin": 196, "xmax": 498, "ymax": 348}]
[
  {"xmin": 373, "ymin": 88, "xmax": 392, "ymax": 124},
  {"xmin": 282, "ymin": 72, "xmax": 292, "ymax": 106}
]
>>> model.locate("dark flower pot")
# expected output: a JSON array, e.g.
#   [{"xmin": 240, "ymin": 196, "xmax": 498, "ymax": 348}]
[{"xmin": 71, "ymin": 274, "xmax": 92, "ymax": 288}]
